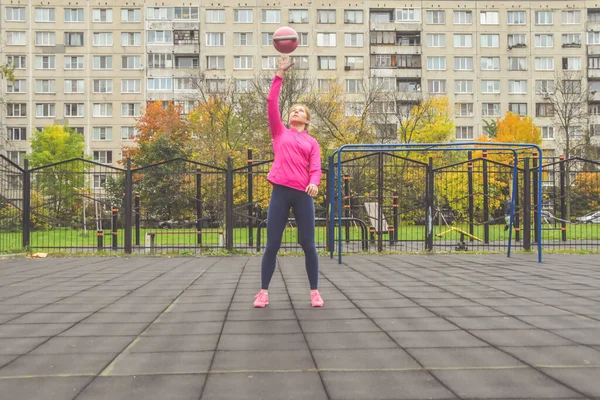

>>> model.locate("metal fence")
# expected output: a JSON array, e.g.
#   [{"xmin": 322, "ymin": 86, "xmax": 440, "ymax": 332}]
[{"xmin": 1, "ymin": 150, "xmax": 599, "ymax": 255}]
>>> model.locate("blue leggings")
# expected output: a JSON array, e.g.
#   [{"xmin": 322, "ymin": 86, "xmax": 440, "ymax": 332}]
[{"xmin": 261, "ymin": 184, "xmax": 319, "ymax": 290}]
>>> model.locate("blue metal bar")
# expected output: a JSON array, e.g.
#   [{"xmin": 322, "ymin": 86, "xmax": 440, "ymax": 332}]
[{"xmin": 507, "ymin": 152, "xmax": 519, "ymax": 258}]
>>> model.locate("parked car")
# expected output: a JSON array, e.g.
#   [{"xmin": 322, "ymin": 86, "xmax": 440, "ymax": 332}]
[
  {"xmin": 541, "ymin": 210, "xmax": 557, "ymax": 224},
  {"xmin": 158, "ymin": 219, "xmax": 196, "ymax": 229},
  {"xmin": 576, "ymin": 211, "xmax": 600, "ymax": 224}
]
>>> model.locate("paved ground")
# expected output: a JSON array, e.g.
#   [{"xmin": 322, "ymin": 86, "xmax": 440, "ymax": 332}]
[{"xmin": 0, "ymin": 254, "xmax": 599, "ymax": 400}]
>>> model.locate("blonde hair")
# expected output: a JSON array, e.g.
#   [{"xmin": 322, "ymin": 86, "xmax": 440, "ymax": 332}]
[{"xmin": 291, "ymin": 104, "xmax": 310, "ymax": 127}]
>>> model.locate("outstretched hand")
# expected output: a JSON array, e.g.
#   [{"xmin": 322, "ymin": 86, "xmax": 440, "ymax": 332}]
[
  {"xmin": 276, "ymin": 57, "xmax": 294, "ymax": 77},
  {"xmin": 306, "ymin": 184, "xmax": 318, "ymax": 197}
]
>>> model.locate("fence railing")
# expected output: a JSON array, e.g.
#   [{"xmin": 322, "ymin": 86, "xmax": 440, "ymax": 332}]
[{"xmin": 1, "ymin": 150, "xmax": 599, "ymax": 254}]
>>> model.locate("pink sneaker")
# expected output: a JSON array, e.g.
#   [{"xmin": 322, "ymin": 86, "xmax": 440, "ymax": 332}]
[
  {"xmin": 253, "ymin": 291, "xmax": 269, "ymax": 308},
  {"xmin": 311, "ymin": 290, "xmax": 324, "ymax": 307}
]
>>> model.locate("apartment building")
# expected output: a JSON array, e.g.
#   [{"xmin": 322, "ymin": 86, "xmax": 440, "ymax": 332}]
[{"xmin": 2, "ymin": 1, "xmax": 600, "ymax": 168}]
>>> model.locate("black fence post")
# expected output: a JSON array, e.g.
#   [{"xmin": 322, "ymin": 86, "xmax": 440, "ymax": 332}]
[
  {"xmin": 559, "ymin": 155, "xmax": 567, "ymax": 241},
  {"xmin": 393, "ymin": 192, "xmax": 399, "ymax": 243},
  {"xmin": 226, "ymin": 157, "xmax": 234, "ymax": 250},
  {"xmin": 22, "ymin": 159, "xmax": 30, "ymax": 249},
  {"xmin": 111, "ymin": 207, "xmax": 118, "ymax": 250},
  {"xmin": 425, "ymin": 157, "xmax": 434, "ymax": 251},
  {"xmin": 124, "ymin": 159, "xmax": 132, "ymax": 254},
  {"xmin": 377, "ymin": 152, "xmax": 384, "ymax": 252},
  {"xmin": 468, "ymin": 151, "xmax": 474, "ymax": 241},
  {"xmin": 247, "ymin": 149, "xmax": 254, "ymax": 247},
  {"xmin": 523, "ymin": 157, "xmax": 531, "ymax": 251},
  {"xmin": 482, "ymin": 151, "xmax": 489, "ymax": 244},
  {"xmin": 134, "ymin": 193, "xmax": 140, "ymax": 246},
  {"xmin": 515, "ymin": 161, "xmax": 521, "ymax": 242},
  {"xmin": 97, "ymin": 230, "xmax": 103, "ymax": 249},
  {"xmin": 532, "ymin": 152, "xmax": 540, "ymax": 243},
  {"xmin": 326, "ymin": 155, "xmax": 333, "ymax": 254},
  {"xmin": 196, "ymin": 169, "xmax": 202, "ymax": 246},
  {"xmin": 344, "ymin": 175, "xmax": 350, "ymax": 243}
]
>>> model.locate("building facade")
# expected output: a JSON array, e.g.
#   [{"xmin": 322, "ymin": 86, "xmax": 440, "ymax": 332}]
[{"xmin": 2, "ymin": 0, "xmax": 600, "ymax": 168}]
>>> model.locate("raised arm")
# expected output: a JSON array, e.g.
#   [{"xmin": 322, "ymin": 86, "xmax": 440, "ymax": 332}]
[{"xmin": 267, "ymin": 57, "xmax": 294, "ymax": 139}]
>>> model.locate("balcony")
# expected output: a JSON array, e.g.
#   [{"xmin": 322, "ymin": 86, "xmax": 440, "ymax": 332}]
[
  {"xmin": 370, "ymin": 68, "xmax": 421, "ymax": 78},
  {"xmin": 369, "ymin": 45, "xmax": 422, "ymax": 55},
  {"xmin": 589, "ymin": 69, "xmax": 600, "ymax": 79}
]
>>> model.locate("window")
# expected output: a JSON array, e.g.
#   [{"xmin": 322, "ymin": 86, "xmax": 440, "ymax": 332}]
[
  {"xmin": 64, "ymin": 32, "xmax": 84, "ymax": 46},
  {"xmin": 35, "ymin": 79, "xmax": 55, "ymax": 93},
  {"xmin": 7, "ymin": 127, "xmax": 27, "ymax": 141},
  {"xmin": 374, "ymin": 77, "xmax": 395, "ymax": 92},
  {"xmin": 507, "ymin": 11, "xmax": 526, "ymax": 25},
  {"xmin": 174, "ymin": 7, "xmax": 198, "ymax": 20},
  {"xmin": 121, "ymin": 8, "xmax": 141, "ymax": 22},
  {"xmin": 317, "ymin": 33, "xmax": 336, "ymax": 46},
  {"xmin": 345, "ymin": 56, "xmax": 363, "ymax": 70},
  {"xmin": 428, "ymin": 80, "xmax": 446, "ymax": 93},
  {"xmin": 453, "ymin": 34, "xmax": 472, "ymax": 48},
  {"xmin": 562, "ymin": 10, "xmax": 581, "ymax": 24},
  {"xmin": 536, "ymin": 80, "xmax": 555, "ymax": 94},
  {"xmin": 397, "ymin": 80, "xmax": 421, "ymax": 92},
  {"xmin": 591, "ymin": 104, "xmax": 600, "ymax": 115},
  {"xmin": 93, "ymin": 127, "xmax": 112, "ymax": 141},
  {"xmin": 64, "ymin": 56, "xmax": 84, "ymax": 70},
  {"xmin": 298, "ymin": 33, "xmax": 309, "ymax": 46},
  {"xmin": 372, "ymin": 101, "xmax": 395, "ymax": 114},
  {"xmin": 481, "ymin": 80, "xmax": 500, "ymax": 94},
  {"xmin": 64, "ymin": 79, "xmax": 84, "ymax": 93},
  {"xmin": 64, "ymin": 8, "xmax": 84, "ymax": 22},
  {"xmin": 536, "ymin": 103, "xmax": 554, "ymax": 117},
  {"xmin": 481, "ymin": 57, "xmax": 500, "ymax": 71},
  {"xmin": 455, "ymin": 103, "xmax": 474, "ymax": 117},
  {"xmin": 563, "ymin": 80, "xmax": 582, "ymax": 94},
  {"xmin": 7, "ymin": 151, "xmax": 26, "ymax": 166},
  {"xmin": 148, "ymin": 31, "xmax": 172, "ymax": 44},
  {"xmin": 290, "ymin": 56, "xmax": 308, "ymax": 70},
  {"xmin": 148, "ymin": 78, "xmax": 173, "ymax": 91},
  {"xmin": 345, "ymin": 33, "xmax": 364, "ymax": 47},
  {"xmin": 7, "ymin": 79, "xmax": 26, "ymax": 93},
  {"xmin": 35, "ymin": 32, "xmax": 55, "ymax": 46},
  {"xmin": 481, "ymin": 34, "xmax": 500, "ymax": 48},
  {"xmin": 426, "ymin": 34, "xmax": 445, "ymax": 47},
  {"xmin": 456, "ymin": 126, "xmax": 474, "ymax": 140},
  {"xmin": 121, "ymin": 103, "xmax": 141, "ymax": 117},
  {"xmin": 148, "ymin": 54, "xmax": 173, "ymax": 69},
  {"xmin": 509, "ymin": 80, "xmax": 527, "ymax": 94},
  {"xmin": 454, "ymin": 57, "xmax": 473, "ymax": 70},
  {"xmin": 289, "ymin": 9, "xmax": 309, "ymax": 23},
  {"xmin": 318, "ymin": 56, "xmax": 336, "ymax": 70},
  {"xmin": 453, "ymin": 11, "xmax": 472, "ymax": 24},
  {"xmin": 93, "ymin": 56, "xmax": 112, "ymax": 70},
  {"xmin": 35, "ymin": 55, "xmax": 55, "ymax": 69},
  {"xmin": 535, "ymin": 11, "xmax": 553, "ymax": 25},
  {"xmin": 36, "ymin": 103, "xmax": 55, "ymax": 118},
  {"xmin": 122, "ymin": 56, "xmax": 141, "ymax": 69},
  {"xmin": 69, "ymin": 127, "xmax": 84, "ymax": 135},
  {"xmin": 508, "ymin": 57, "xmax": 527, "ymax": 71},
  {"xmin": 508, "ymin": 34, "xmax": 526, "ymax": 47},
  {"xmin": 262, "ymin": 10, "xmax": 280, "ymax": 23},
  {"xmin": 7, "ymin": 31, "xmax": 26, "ymax": 45},
  {"xmin": 344, "ymin": 10, "xmax": 363, "ymax": 24},
  {"xmin": 426, "ymin": 10, "xmax": 445, "ymax": 24},
  {"xmin": 345, "ymin": 102, "xmax": 365, "ymax": 116},
  {"xmin": 535, "ymin": 57, "xmax": 554, "ymax": 71},
  {"xmin": 121, "ymin": 79, "xmax": 141, "ymax": 93},
  {"xmin": 455, "ymin": 80, "xmax": 473, "ymax": 94},
  {"xmin": 234, "ymin": 79, "xmax": 252, "ymax": 93},
  {"xmin": 563, "ymin": 57, "xmax": 581, "ymax": 70},
  {"xmin": 92, "ymin": 103, "xmax": 112, "ymax": 117},
  {"xmin": 94, "ymin": 80, "xmax": 113, "ymax": 93},
  {"xmin": 206, "ymin": 33, "xmax": 224, "ymax": 46},
  {"xmin": 234, "ymin": 56, "xmax": 253, "ymax": 70},
  {"xmin": 175, "ymin": 56, "xmax": 198, "ymax": 69},
  {"xmin": 535, "ymin": 34, "xmax": 553, "ymax": 48},
  {"xmin": 482, "ymin": 103, "xmax": 501, "ymax": 117},
  {"xmin": 121, "ymin": 32, "xmax": 141, "ymax": 46},
  {"xmin": 6, "ymin": 7, "xmax": 26, "ymax": 21},
  {"xmin": 93, "ymin": 9, "xmax": 113, "ymax": 22},
  {"xmin": 480, "ymin": 11, "xmax": 499, "ymax": 24},
  {"xmin": 370, "ymin": 31, "xmax": 396, "ymax": 45},
  {"xmin": 373, "ymin": 55, "xmax": 392, "ymax": 68},
  {"xmin": 206, "ymin": 56, "xmax": 225, "ymax": 70},
  {"xmin": 93, "ymin": 151, "xmax": 113, "ymax": 164},
  {"xmin": 395, "ymin": 8, "xmax": 420, "ymax": 22},
  {"xmin": 147, "ymin": 7, "xmax": 173, "ymax": 20},
  {"xmin": 93, "ymin": 32, "xmax": 113, "ymax": 46},
  {"xmin": 345, "ymin": 79, "xmax": 363, "ymax": 93},
  {"xmin": 206, "ymin": 9, "xmax": 225, "ymax": 23},
  {"xmin": 35, "ymin": 8, "xmax": 54, "ymax": 22},
  {"xmin": 318, "ymin": 10, "xmax": 336, "ymax": 23},
  {"xmin": 65, "ymin": 103, "xmax": 84, "ymax": 117},
  {"xmin": 590, "ymin": 56, "xmax": 600, "ymax": 70},
  {"xmin": 562, "ymin": 34, "xmax": 581, "ymax": 47},
  {"xmin": 234, "ymin": 9, "xmax": 253, "ymax": 23},
  {"xmin": 261, "ymin": 32, "xmax": 274, "ymax": 46},
  {"xmin": 121, "ymin": 127, "xmax": 138, "ymax": 140},
  {"xmin": 7, "ymin": 104, "xmax": 26, "ymax": 117},
  {"xmin": 234, "ymin": 32, "xmax": 253, "ymax": 46},
  {"xmin": 509, "ymin": 103, "xmax": 527, "ymax": 116},
  {"xmin": 7, "ymin": 55, "xmax": 26, "ymax": 69},
  {"xmin": 370, "ymin": 12, "xmax": 392, "ymax": 23},
  {"xmin": 541, "ymin": 127, "xmax": 554, "ymax": 140},
  {"xmin": 206, "ymin": 79, "xmax": 225, "ymax": 93},
  {"xmin": 174, "ymin": 78, "xmax": 194, "ymax": 90},
  {"xmin": 427, "ymin": 57, "xmax": 446, "ymax": 70}
]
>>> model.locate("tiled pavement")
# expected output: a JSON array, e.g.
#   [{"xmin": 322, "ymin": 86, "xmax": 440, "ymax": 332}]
[{"xmin": 0, "ymin": 254, "xmax": 599, "ymax": 400}]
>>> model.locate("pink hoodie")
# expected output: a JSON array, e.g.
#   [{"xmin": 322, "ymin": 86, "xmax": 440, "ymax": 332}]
[{"xmin": 266, "ymin": 75, "xmax": 322, "ymax": 192}]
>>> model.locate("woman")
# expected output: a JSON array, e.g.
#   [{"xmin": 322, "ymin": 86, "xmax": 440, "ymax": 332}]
[{"xmin": 253, "ymin": 57, "xmax": 324, "ymax": 308}]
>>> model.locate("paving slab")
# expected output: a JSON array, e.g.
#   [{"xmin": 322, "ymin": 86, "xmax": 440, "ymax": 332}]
[{"xmin": 76, "ymin": 375, "xmax": 207, "ymax": 400}]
